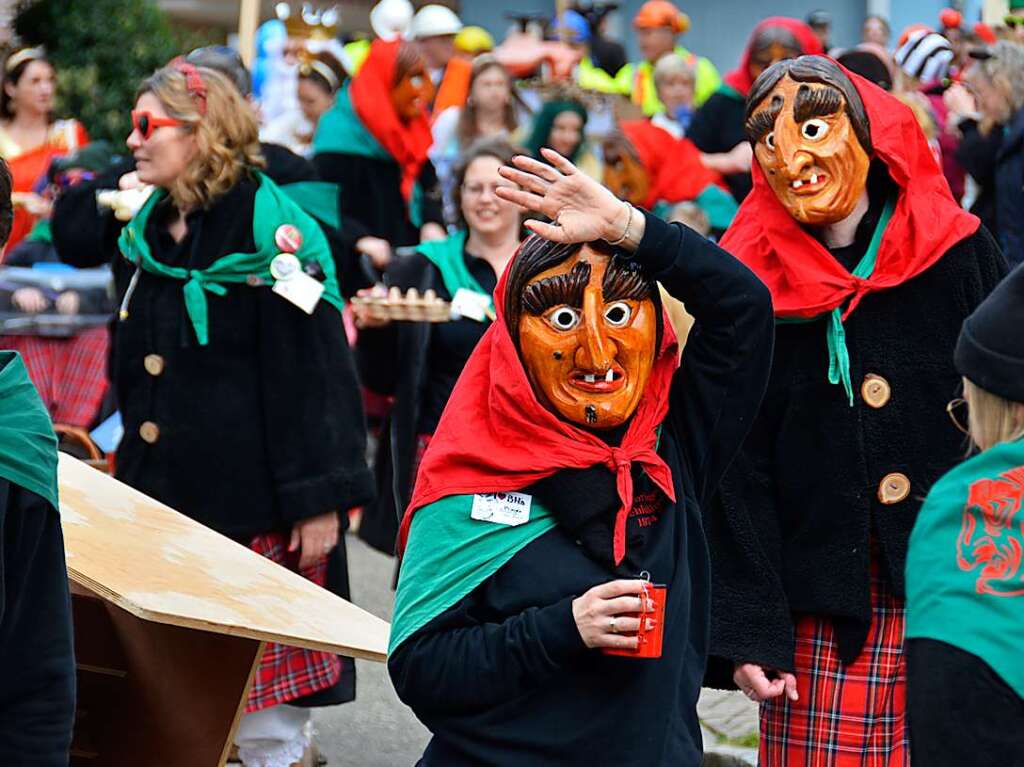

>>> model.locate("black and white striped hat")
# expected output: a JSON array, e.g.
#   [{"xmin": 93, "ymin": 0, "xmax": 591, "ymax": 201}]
[{"xmin": 894, "ymin": 30, "xmax": 954, "ymax": 84}]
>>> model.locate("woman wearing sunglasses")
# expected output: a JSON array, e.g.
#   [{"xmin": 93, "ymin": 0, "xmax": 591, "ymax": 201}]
[
  {"xmin": 905, "ymin": 263, "xmax": 1024, "ymax": 764},
  {"xmin": 115, "ymin": 63, "xmax": 374, "ymax": 767}
]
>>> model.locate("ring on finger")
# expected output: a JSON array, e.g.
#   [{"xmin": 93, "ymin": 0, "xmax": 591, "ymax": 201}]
[{"xmin": 609, "ymin": 617, "xmax": 618, "ymax": 634}]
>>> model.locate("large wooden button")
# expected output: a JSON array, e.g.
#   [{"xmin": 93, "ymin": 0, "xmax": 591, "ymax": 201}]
[
  {"xmin": 861, "ymin": 374, "xmax": 891, "ymax": 408},
  {"xmin": 143, "ymin": 354, "xmax": 165, "ymax": 376},
  {"xmin": 139, "ymin": 421, "xmax": 160, "ymax": 444},
  {"xmin": 878, "ymin": 472, "xmax": 910, "ymax": 505}
]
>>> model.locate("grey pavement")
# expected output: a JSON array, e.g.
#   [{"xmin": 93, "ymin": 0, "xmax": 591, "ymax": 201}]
[{"xmin": 313, "ymin": 535, "xmax": 758, "ymax": 766}]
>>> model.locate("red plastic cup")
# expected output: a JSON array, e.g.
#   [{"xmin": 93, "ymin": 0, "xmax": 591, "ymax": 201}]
[{"xmin": 602, "ymin": 582, "xmax": 666, "ymax": 659}]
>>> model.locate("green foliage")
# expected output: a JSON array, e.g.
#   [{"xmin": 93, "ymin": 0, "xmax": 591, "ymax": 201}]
[{"xmin": 13, "ymin": 0, "xmax": 218, "ymax": 144}]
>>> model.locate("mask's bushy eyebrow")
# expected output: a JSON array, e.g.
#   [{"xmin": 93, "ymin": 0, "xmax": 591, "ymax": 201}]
[
  {"xmin": 522, "ymin": 261, "xmax": 592, "ymax": 315},
  {"xmin": 602, "ymin": 257, "xmax": 652, "ymax": 303},
  {"xmin": 745, "ymin": 93, "xmax": 783, "ymax": 142},
  {"xmin": 793, "ymin": 84, "xmax": 843, "ymax": 123}
]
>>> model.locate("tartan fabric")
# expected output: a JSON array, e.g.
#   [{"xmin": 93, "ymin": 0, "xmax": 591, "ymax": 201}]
[
  {"xmin": 760, "ymin": 559, "xmax": 909, "ymax": 766},
  {"xmin": 0, "ymin": 328, "xmax": 109, "ymax": 427},
  {"xmin": 245, "ymin": 531, "xmax": 343, "ymax": 713}
]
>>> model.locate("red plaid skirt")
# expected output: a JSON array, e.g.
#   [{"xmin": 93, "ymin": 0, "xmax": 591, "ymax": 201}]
[
  {"xmin": 245, "ymin": 532, "xmax": 343, "ymax": 713},
  {"xmin": 760, "ymin": 561, "xmax": 909, "ymax": 766},
  {"xmin": 1, "ymin": 328, "xmax": 109, "ymax": 427}
]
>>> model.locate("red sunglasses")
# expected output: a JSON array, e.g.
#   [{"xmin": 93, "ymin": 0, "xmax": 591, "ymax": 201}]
[{"xmin": 131, "ymin": 110, "xmax": 184, "ymax": 140}]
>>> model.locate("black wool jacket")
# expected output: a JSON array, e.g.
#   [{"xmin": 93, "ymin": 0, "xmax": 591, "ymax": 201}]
[
  {"xmin": 707, "ymin": 223, "xmax": 1007, "ymax": 674},
  {"xmin": 687, "ymin": 91, "xmax": 751, "ymax": 202},
  {"xmin": 312, "ymin": 152, "xmax": 444, "ymax": 247},
  {"xmin": 0, "ymin": 481, "xmax": 75, "ymax": 766},
  {"xmin": 51, "ymin": 143, "xmax": 372, "ymax": 297},
  {"xmin": 389, "ymin": 214, "xmax": 774, "ymax": 767},
  {"xmin": 355, "ymin": 247, "xmax": 496, "ymax": 554}
]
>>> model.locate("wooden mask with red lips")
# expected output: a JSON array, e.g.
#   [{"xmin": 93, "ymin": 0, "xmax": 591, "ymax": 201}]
[
  {"xmin": 505, "ymin": 239, "xmax": 660, "ymax": 430},
  {"xmin": 744, "ymin": 56, "xmax": 872, "ymax": 226}
]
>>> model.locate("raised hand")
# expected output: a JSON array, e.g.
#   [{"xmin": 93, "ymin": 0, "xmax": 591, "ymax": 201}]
[{"xmin": 496, "ymin": 148, "xmax": 631, "ymax": 246}]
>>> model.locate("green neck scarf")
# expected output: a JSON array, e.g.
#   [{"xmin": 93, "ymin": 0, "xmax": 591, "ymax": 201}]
[
  {"xmin": 906, "ymin": 438, "xmax": 1024, "ymax": 698},
  {"xmin": 391, "ymin": 493, "xmax": 556, "ymax": 653},
  {"xmin": 415, "ymin": 230, "xmax": 492, "ymax": 309},
  {"xmin": 118, "ymin": 172, "xmax": 344, "ymax": 346},
  {"xmin": 312, "ymin": 85, "xmax": 390, "ymax": 161},
  {"xmin": 0, "ymin": 351, "xmax": 58, "ymax": 511},
  {"xmin": 779, "ymin": 194, "xmax": 895, "ymax": 405}
]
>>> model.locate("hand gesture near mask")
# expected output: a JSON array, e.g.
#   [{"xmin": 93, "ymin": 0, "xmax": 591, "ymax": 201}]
[{"xmin": 496, "ymin": 148, "xmax": 645, "ymax": 250}]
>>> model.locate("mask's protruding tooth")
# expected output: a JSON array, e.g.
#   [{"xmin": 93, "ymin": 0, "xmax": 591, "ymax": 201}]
[
  {"xmin": 584, "ymin": 374, "xmax": 596, "ymax": 384},
  {"xmin": 605, "ymin": 369, "xmax": 615, "ymax": 383}
]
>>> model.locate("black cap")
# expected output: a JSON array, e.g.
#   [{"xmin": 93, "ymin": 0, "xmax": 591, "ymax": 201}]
[
  {"xmin": 955, "ymin": 263, "xmax": 1024, "ymax": 402},
  {"xmin": 807, "ymin": 10, "xmax": 832, "ymax": 28}
]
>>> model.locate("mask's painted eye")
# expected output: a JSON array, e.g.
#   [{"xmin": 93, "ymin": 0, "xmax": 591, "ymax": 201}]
[
  {"xmin": 410, "ymin": 75, "xmax": 423, "ymax": 88},
  {"xmin": 764, "ymin": 131, "xmax": 775, "ymax": 150},
  {"xmin": 547, "ymin": 306, "xmax": 580, "ymax": 331},
  {"xmin": 604, "ymin": 301, "xmax": 632, "ymax": 327},
  {"xmin": 801, "ymin": 119, "xmax": 829, "ymax": 141}
]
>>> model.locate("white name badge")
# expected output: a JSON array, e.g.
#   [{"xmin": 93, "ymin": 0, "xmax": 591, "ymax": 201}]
[
  {"xmin": 450, "ymin": 288, "xmax": 491, "ymax": 323},
  {"xmin": 272, "ymin": 271, "xmax": 324, "ymax": 314},
  {"xmin": 470, "ymin": 492, "xmax": 532, "ymax": 527}
]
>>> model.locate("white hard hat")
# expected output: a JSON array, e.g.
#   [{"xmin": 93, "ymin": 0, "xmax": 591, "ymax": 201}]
[
  {"xmin": 369, "ymin": 0, "xmax": 414, "ymax": 41},
  {"xmin": 410, "ymin": 4, "xmax": 463, "ymax": 39}
]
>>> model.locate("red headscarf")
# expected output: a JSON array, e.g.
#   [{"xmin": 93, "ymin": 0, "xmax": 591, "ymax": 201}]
[
  {"xmin": 620, "ymin": 119, "xmax": 727, "ymax": 208},
  {"xmin": 720, "ymin": 65, "xmax": 979, "ymax": 321},
  {"xmin": 397, "ymin": 259, "xmax": 680, "ymax": 564},
  {"xmin": 350, "ymin": 39, "xmax": 433, "ymax": 201},
  {"xmin": 724, "ymin": 17, "xmax": 824, "ymax": 97}
]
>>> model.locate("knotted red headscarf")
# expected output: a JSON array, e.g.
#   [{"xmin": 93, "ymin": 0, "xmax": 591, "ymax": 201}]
[
  {"xmin": 620, "ymin": 119, "xmax": 727, "ymax": 208},
  {"xmin": 723, "ymin": 17, "xmax": 823, "ymax": 97},
  {"xmin": 398, "ymin": 256, "xmax": 680, "ymax": 564},
  {"xmin": 720, "ymin": 65, "xmax": 979, "ymax": 320},
  {"xmin": 350, "ymin": 39, "xmax": 433, "ymax": 201}
]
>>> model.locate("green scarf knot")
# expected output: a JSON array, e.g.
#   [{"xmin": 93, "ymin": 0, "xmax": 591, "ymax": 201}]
[{"xmin": 118, "ymin": 172, "xmax": 344, "ymax": 346}]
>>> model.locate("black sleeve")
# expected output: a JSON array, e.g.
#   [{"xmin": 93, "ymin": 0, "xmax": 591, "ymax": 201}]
[
  {"xmin": 631, "ymin": 212, "xmax": 774, "ymax": 506},
  {"xmin": 51, "ymin": 161, "xmax": 133, "ymax": 269},
  {"xmin": 954, "ymin": 120, "xmax": 1002, "ymax": 186},
  {"xmin": 257, "ymin": 291, "xmax": 375, "ymax": 524},
  {"xmin": 417, "ymin": 159, "xmax": 445, "ymax": 229},
  {"xmin": 388, "ymin": 592, "xmax": 586, "ymax": 714},
  {"xmin": 0, "ymin": 481, "xmax": 75, "ymax": 766}
]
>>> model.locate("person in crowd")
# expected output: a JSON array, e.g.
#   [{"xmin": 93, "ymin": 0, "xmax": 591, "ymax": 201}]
[
  {"xmin": 559, "ymin": 9, "xmax": 620, "ymax": 95},
  {"xmin": 603, "ymin": 120, "xmax": 736, "ymax": 234},
  {"xmin": 262, "ymin": 50, "xmax": 347, "ymax": 157},
  {"xmin": 409, "ymin": 4, "xmax": 468, "ymax": 115},
  {"xmin": 944, "ymin": 57, "xmax": 1004, "ymax": 242},
  {"xmin": 806, "ymin": 10, "xmax": 832, "ymax": 53},
  {"xmin": 835, "ymin": 43, "xmax": 895, "ymax": 91},
  {"xmin": 650, "ymin": 52, "xmax": 696, "ymax": 135},
  {"xmin": 905, "ymin": 263, "xmax": 1024, "ymax": 766},
  {"xmin": 862, "ymin": 14, "xmax": 891, "ymax": 48},
  {"xmin": 0, "ymin": 159, "xmax": 75, "ymax": 767},
  {"xmin": 313, "ymin": 39, "xmax": 446, "ymax": 250},
  {"xmin": 51, "ymin": 46, "xmax": 390, "ymax": 297},
  {"xmin": 388, "ymin": 143, "xmax": 772, "ymax": 766},
  {"xmin": 893, "ymin": 30, "xmax": 964, "ymax": 200},
  {"xmin": 573, "ymin": 1, "xmax": 628, "ymax": 77},
  {"xmin": 352, "ymin": 138, "xmax": 523, "ymax": 552},
  {"xmin": 708, "ymin": 55, "xmax": 1006, "ymax": 766},
  {"xmin": 1006, "ymin": 1, "xmax": 1024, "ymax": 43},
  {"xmin": 525, "ymin": 98, "xmax": 601, "ymax": 180},
  {"xmin": 619, "ymin": 0, "xmax": 720, "ymax": 113},
  {"xmin": 430, "ymin": 56, "xmax": 521, "ymax": 222},
  {"xmin": 61, "ymin": 62, "xmax": 374, "ymax": 767},
  {"xmin": 0, "ymin": 48, "xmax": 87, "ymax": 256},
  {"xmin": 958, "ymin": 41, "xmax": 1024, "ymax": 266},
  {"xmin": 688, "ymin": 17, "xmax": 821, "ymax": 201}
]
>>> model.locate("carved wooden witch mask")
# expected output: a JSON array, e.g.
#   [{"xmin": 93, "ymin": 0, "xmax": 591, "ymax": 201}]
[{"xmin": 745, "ymin": 56, "xmax": 872, "ymax": 226}]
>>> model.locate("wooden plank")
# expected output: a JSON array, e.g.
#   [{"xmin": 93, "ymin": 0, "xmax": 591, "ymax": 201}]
[
  {"xmin": 59, "ymin": 454, "xmax": 389, "ymax": 661},
  {"xmin": 237, "ymin": 0, "xmax": 261, "ymax": 67}
]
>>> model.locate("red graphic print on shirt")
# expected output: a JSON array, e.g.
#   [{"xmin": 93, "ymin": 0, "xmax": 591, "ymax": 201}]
[{"xmin": 958, "ymin": 466, "xmax": 1024, "ymax": 597}]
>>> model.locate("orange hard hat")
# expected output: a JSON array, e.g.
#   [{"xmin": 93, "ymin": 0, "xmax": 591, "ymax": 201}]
[
  {"xmin": 634, "ymin": 1, "xmax": 690, "ymax": 34},
  {"xmin": 939, "ymin": 8, "xmax": 962, "ymax": 30},
  {"xmin": 898, "ymin": 23, "xmax": 931, "ymax": 47}
]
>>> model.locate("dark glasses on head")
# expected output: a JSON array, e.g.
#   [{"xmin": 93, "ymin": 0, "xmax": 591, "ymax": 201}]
[{"xmin": 131, "ymin": 110, "xmax": 184, "ymax": 140}]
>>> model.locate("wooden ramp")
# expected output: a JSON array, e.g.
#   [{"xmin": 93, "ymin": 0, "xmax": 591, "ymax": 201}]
[{"xmin": 59, "ymin": 454, "xmax": 390, "ymax": 767}]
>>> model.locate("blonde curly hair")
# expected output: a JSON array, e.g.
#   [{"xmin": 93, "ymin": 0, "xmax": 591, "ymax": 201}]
[{"xmin": 138, "ymin": 64, "xmax": 264, "ymax": 210}]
